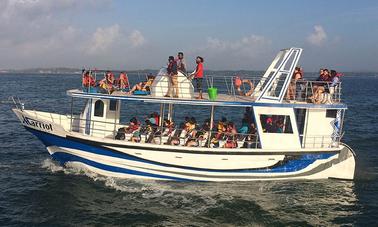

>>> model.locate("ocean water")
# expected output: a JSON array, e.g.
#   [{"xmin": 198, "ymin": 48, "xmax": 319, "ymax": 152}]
[{"xmin": 0, "ymin": 72, "xmax": 377, "ymax": 226}]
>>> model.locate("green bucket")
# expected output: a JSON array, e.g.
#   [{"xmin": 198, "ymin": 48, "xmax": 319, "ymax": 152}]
[{"xmin": 208, "ymin": 87, "xmax": 218, "ymax": 101}]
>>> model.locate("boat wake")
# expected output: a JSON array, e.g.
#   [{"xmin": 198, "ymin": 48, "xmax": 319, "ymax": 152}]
[{"xmin": 40, "ymin": 158, "xmax": 361, "ymax": 226}]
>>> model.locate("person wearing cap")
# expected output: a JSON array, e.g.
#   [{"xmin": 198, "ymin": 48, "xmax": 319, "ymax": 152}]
[{"xmin": 165, "ymin": 56, "xmax": 179, "ymax": 98}]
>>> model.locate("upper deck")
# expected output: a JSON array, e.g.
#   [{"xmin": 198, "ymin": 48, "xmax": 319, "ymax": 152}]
[{"xmin": 69, "ymin": 48, "xmax": 346, "ymax": 109}]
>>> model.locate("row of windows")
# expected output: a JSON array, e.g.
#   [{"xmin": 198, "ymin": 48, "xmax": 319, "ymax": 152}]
[{"xmin": 94, "ymin": 100, "xmax": 118, "ymax": 117}]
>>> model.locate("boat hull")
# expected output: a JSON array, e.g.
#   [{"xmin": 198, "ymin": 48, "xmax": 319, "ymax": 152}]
[{"xmin": 25, "ymin": 126, "xmax": 356, "ymax": 182}]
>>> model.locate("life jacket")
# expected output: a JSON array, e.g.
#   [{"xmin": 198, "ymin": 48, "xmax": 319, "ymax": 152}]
[{"xmin": 82, "ymin": 74, "xmax": 95, "ymax": 87}]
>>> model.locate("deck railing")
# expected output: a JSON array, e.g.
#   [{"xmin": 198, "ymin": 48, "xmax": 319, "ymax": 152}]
[
  {"xmin": 283, "ymin": 80, "xmax": 342, "ymax": 104},
  {"xmin": 300, "ymin": 134, "xmax": 341, "ymax": 149},
  {"xmin": 81, "ymin": 73, "xmax": 342, "ymax": 104}
]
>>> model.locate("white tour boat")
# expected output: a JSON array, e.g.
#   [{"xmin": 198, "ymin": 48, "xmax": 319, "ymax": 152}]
[{"xmin": 12, "ymin": 48, "xmax": 356, "ymax": 181}]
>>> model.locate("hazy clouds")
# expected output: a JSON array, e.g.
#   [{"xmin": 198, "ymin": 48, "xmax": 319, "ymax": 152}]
[{"xmin": 0, "ymin": 0, "xmax": 377, "ymax": 72}]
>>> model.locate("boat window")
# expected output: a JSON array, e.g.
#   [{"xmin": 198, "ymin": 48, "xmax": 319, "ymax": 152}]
[
  {"xmin": 109, "ymin": 100, "xmax": 117, "ymax": 111},
  {"xmin": 260, "ymin": 114, "xmax": 293, "ymax": 134},
  {"xmin": 295, "ymin": 109, "xmax": 306, "ymax": 135},
  {"xmin": 94, "ymin": 100, "xmax": 104, "ymax": 117},
  {"xmin": 326, "ymin": 109, "xmax": 337, "ymax": 118}
]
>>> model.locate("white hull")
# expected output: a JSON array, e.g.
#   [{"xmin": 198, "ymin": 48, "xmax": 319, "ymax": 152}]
[
  {"xmin": 45, "ymin": 144, "xmax": 355, "ymax": 181},
  {"xmin": 13, "ymin": 106, "xmax": 356, "ymax": 182}
]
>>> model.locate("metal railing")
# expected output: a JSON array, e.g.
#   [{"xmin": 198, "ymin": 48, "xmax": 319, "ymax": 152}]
[
  {"xmin": 301, "ymin": 134, "xmax": 341, "ymax": 148},
  {"xmin": 69, "ymin": 117, "xmax": 261, "ymax": 149},
  {"xmin": 80, "ymin": 74, "xmax": 342, "ymax": 104},
  {"xmin": 284, "ymin": 80, "xmax": 342, "ymax": 104}
]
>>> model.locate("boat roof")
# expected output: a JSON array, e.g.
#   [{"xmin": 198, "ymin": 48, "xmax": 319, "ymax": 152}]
[{"xmin": 67, "ymin": 89, "xmax": 347, "ymax": 109}]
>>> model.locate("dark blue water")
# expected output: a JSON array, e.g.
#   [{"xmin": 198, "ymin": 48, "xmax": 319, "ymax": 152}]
[{"xmin": 1, "ymin": 73, "xmax": 377, "ymax": 226}]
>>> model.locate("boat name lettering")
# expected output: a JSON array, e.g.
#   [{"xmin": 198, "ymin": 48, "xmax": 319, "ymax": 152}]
[{"xmin": 22, "ymin": 116, "xmax": 53, "ymax": 131}]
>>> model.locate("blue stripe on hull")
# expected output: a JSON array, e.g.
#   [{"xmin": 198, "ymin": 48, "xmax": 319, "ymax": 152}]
[
  {"xmin": 52, "ymin": 152, "xmax": 192, "ymax": 181},
  {"xmin": 26, "ymin": 127, "xmax": 336, "ymax": 174}
]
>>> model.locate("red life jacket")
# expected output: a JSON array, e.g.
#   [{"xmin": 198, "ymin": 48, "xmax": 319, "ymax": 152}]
[{"xmin": 82, "ymin": 74, "xmax": 95, "ymax": 87}]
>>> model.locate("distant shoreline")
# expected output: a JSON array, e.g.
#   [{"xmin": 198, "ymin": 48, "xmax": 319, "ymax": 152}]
[{"xmin": 0, "ymin": 68, "xmax": 377, "ymax": 75}]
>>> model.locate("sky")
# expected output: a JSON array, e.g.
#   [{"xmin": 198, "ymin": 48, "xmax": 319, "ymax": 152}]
[{"xmin": 0, "ymin": 0, "xmax": 378, "ymax": 72}]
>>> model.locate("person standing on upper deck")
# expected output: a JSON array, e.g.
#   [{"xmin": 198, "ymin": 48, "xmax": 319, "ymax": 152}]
[
  {"xmin": 190, "ymin": 56, "xmax": 204, "ymax": 99},
  {"xmin": 165, "ymin": 56, "xmax": 179, "ymax": 98},
  {"xmin": 176, "ymin": 52, "xmax": 187, "ymax": 74}
]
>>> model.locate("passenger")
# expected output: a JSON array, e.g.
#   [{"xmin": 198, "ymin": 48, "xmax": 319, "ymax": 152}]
[
  {"xmin": 130, "ymin": 128, "xmax": 141, "ymax": 142},
  {"xmin": 215, "ymin": 117, "xmax": 227, "ymax": 139},
  {"xmin": 82, "ymin": 71, "xmax": 95, "ymax": 89},
  {"xmin": 329, "ymin": 71, "xmax": 342, "ymax": 95},
  {"xmin": 243, "ymin": 123, "xmax": 257, "ymax": 148},
  {"xmin": 163, "ymin": 119, "xmax": 175, "ymax": 136},
  {"xmin": 126, "ymin": 117, "xmax": 140, "ymax": 133},
  {"xmin": 249, "ymin": 122, "xmax": 257, "ymax": 135},
  {"xmin": 98, "ymin": 71, "xmax": 115, "ymax": 94},
  {"xmin": 286, "ymin": 67, "xmax": 303, "ymax": 100},
  {"xmin": 317, "ymin": 69, "xmax": 325, "ymax": 81},
  {"xmin": 225, "ymin": 122, "xmax": 237, "ymax": 147},
  {"xmin": 312, "ymin": 68, "xmax": 325, "ymax": 97},
  {"xmin": 199, "ymin": 119, "xmax": 211, "ymax": 132},
  {"xmin": 127, "ymin": 76, "xmax": 155, "ymax": 95},
  {"xmin": 118, "ymin": 72, "xmax": 129, "ymax": 91},
  {"xmin": 296, "ymin": 67, "xmax": 305, "ymax": 100},
  {"xmin": 176, "ymin": 52, "xmax": 187, "ymax": 74},
  {"xmin": 196, "ymin": 119, "xmax": 211, "ymax": 143},
  {"xmin": 184, "ymin": 117, "xmax": 198, "ymax": 147},
  {"xmin": 178, "ymin": 116, "xmax": 190, "ymax": 138},
  {"xmin": 311, "ymin": 69, "xmax": 331, "ymax": 103},
  {"xmin": 145, "ymin": 74, "xmax": 156, "ymax": 90},
  {"xmin": 276, "ymin": 120, "xmax": 284, "ymax": 133},
  {"xmin": 264, "ymin": 117, "xmax": 275, "ymax": 133},
  {"xmin": 322, "ymin": 69, "xmax": 331, "ymax": 81},
  {"xmin": 238, "ymin": 118, "xmax": 249, "ymax": 135},
  {"xmin": 147, "ymin": 113, "xmax": 158, "ymax": 126},
  {"xmin": 144, "ymin": 119, "xmax": 159, "ymax": 143},
  {"xmin": 186, "ymin": 117, "xmax": 197, "ymax": 138},
  {"xmin": 106, "ymin": 71, "xmax": 115, "ymax": 85},
  {"xmin": 127, "ymin": 82, "xmax": 144, "ymax": 94},
  {"xmin": 226, "ymin": 122, "xmax": 237, "ymax": 135},
  {"xmin": 190, "ymin": 56, "xmax": 204, "ymax": 99},
  {"xmin": 165, "ymin": 56, "xmax": 179, "ymax": 98}
]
